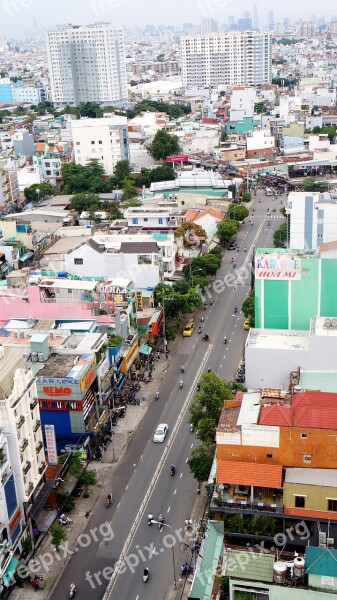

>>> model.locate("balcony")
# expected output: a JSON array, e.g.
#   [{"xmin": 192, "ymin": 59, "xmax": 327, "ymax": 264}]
[
  {"xmin": 33, "ymin": 420, "xmax": 41, "ymax": 433},
  {"xmin": 16, "ymin": 415, "xmax": 25, "ymax": 430},
  {"xmin": 20, "ymin": 439, "xmax": 29, "ymax": 453},
  {"xmin": 210, "ymin": 485, "xmax": 284, "ymax": 515},
  {"xmin": 25, "ymin": 482, "xmax": 34, "ymax": 496},
  {"xmin": 30, "ymin": 397, "xmax": 38, "ymax": 410},
  {"xmin": 38, "ymin": 462, "xmax": 46, "ymax": 474},
  {"xmin": 36, "ymin": 441, "xmax": 43, "ymax": 454},
  {"xmin": 23, "ymin": 461, "xmax": 31, "ymax": 475}
]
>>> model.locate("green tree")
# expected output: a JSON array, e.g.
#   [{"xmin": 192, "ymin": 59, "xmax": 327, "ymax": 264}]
[
  {"xmin": 79, "ymin": 469, "xmax": 97, "ymax": 493},
  {"xmin": 241, "ymin": 192, "xmax": 252, "ymax": 203},
  {"xmin": 148, "ymin": 129, "xmax": 180, "ymax": 161},
  {"xmin": 302, "ymin": 177, "xmax": 328, "ymax": 192},
  {"xmin": 61, "ymin": 163, "xmax": 90, "ymax": 194},
  {"xmin": 273, "ymin": 223, "xmax": 288, "ymax": 248},
  {"xmin": 196, "ymin": 417, "xmax": 217, "ymax": 444},
  {"xmin": 188, "ymin": 443, "xmax": 214, "ymax": 483},
  {"xmin": 227, "ymin": 204, "xmax": 249, "ymax": 222},
  {"xmin": 242, "ymin": 295, "xmax": 255, "ymax": 326},
  {"xmin": 209, "ymin": 246, "xmax": 222, "ymax": 259},
  {"xmin": 217, "ymin": 218, "xmax": 239, "ymax": 245},
  {"xmin": 114, "ymin": 160, "xmax": 131, "ymax": 186},
  {"xmin": 70, "ymin": 192, "xmax": 101, "ymax": 213},
  {"xmin": 122, "ymin": 176, "xmax": 138, "ymax": 200},
  {"xmin": 76, "ymin": 102, "xmax": 103, "ymax": 118},
  {"xmin": 154, "ymin": 282, "xmax": 201, "ymax": 319},
  {"xmin": 24, "ymin": 183, "xmax": 55, "ymax": 203},
  {"xmin": 50, "ymin": 524, "xmax": 67, "ymax": 550},
  {"xmin": 190, "ymin": 372, "xmax": 232, "ymax": 430},
  {"xmin": 175, "ymin": 222, "xmax": 207, "ymax": 248},
  {"xmin": 254, "ymin": 101, "xmax": 267, "ymax": 114}
]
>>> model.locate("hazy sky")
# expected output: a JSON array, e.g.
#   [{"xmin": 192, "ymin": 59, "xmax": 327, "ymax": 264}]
[{"xmin": 1, "ymin": 0, "xmax": 337, "ymax": 38}]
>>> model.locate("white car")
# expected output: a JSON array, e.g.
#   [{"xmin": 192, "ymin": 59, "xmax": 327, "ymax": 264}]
[
  {"xmin": 153, "ymin": 423, "xmax": 169, "ymax": 443},
  {"xmin": 28, "ymin": 274, "xmax": 41, "ymax": 285}
]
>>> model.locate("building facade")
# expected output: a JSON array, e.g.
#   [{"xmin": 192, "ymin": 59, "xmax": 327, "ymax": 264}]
[
  {"xmin": 72, "ymin": 117, "xmax": 129, "ymax": 175},
  {"xmin": 181, "ymin": 31, "xmax": 272, "ymax": 88},
  {"xmin": 46, "ymin": 23, "xmax": 128, "ymax": 105}
]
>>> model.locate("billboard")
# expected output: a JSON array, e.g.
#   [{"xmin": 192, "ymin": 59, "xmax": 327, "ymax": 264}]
[
  {"xmin": 166, "ymin": 155, "xmax": 189, "ymax": 163},
  {"xmin": 241, "ymin": 424, "xmax": 280, "ymax": 448},
  {"xmin": 255, "ymin": 254, "xmax": 302, "ymax": 280}
]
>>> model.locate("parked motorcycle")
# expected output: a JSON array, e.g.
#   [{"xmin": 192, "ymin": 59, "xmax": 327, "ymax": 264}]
[{"xmin": 59, "ymin": 514, "xmax": 73, "ymax": 526}]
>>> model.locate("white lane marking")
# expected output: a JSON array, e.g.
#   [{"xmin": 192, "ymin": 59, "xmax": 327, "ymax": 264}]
[
  {"xmin": 186, "ymin": 458, "xmax": 189, "ymax": 462},
  {"xmin": 220, "ymin": 364, "xmax": 223, "ymax": 368},
  {"xmin": 191, "ymin": 443, "xmax": 194, "ymax": 448},
  {"xmin": 167, "ymin": 506, "xmax": 171, "ymax": 513},
  {"xmin": 180, "ymin": 473, "xmax": 183, "ymax": 478},
  {"xmin": 103, "ymin": 345, "xmax": 213, "ymax": 600},
  {"xmin": 174, "ymin": 489, "xmax": 177, "ymax": 495},
  {"xmin": 125, "ymin": 485, "xmax": 128, "ymax": 490}
]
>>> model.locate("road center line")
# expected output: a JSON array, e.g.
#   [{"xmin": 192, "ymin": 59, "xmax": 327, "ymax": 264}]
[{"xmin": 167, "ymin": 506, "xmax": 170, "ymax": 513}]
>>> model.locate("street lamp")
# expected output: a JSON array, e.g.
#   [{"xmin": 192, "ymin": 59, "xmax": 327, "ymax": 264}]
[
  {"xmin": 150, "ymin": 520, "xmax": 176, "ymax": 589},
  {"xmin": 190, "ymin": 266, "xmax": 202, "ymax": 287},
  {"xmin": 160, "ymin": 291, "xmax": 173, "ymax": 358}
]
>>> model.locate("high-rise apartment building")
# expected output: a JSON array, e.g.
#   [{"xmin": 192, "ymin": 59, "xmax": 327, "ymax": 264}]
[
  {"xmin": 201, "ymin": 18, "xmax": 219, "ymax": 34},
  {"xmin": 46, "ymin": 23, "xmax": 128, "ymax": 106},
  {"xmin": 72, "ymin": 116, "xmax": 129, "ymax": 175},
  {"xmin": 297, "ymin": 21, "xmax": 315, "ymax": 37},
  {"xmin": 181, "ymin": 32, "xmax": 272, "ymax": 88}
]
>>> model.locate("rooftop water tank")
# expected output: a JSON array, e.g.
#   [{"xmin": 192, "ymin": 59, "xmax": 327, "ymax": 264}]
[{"xmin": 273, "ymin": 561, "xmax": 287, "ymax": 584}]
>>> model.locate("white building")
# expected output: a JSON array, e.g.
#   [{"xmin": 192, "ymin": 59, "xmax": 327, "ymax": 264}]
[
  {"xmin": 46, "ymin": 23, "xmax": 128, "ymax": 106},
  {"xmin": 246, "ymin": 130, "xmax": 275, "ymax": 156},
  {"xmin": 72, "ymin": 117, "xmax": 129, "ymax": 175},
  {"xmin": 230, "ymin": 87, "xmax": 256, "ymax": 121},
  {"xmin": 181, "ymin": 31, "xmax": 271, "ymax": 88},
  {"xmin": 0, "ymin": 347, "xmax": 46, "ymax": 560},
  {"xmin": 12, "ymin": 84, "xmax": 41, "ymax": 105},
  {"xmin": 245, "ymin": 317, "xmax": 337, "ymax": 390},
  {"xmin": 285, "ymin": 191, "xmax": 337, "ymax": 250},
  {"xmin": 0, "ymin": 160, "xmax": 19, "ymax": 211},
  {"xmin": 64, "ymin": 237, "xmax": 166, "ymax": 289}
]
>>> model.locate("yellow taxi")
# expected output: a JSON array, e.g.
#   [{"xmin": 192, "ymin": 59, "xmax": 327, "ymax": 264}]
[
  {"xmin": 243, "ymin": 319, "xmax": 251, "ymax": 331},
  {"xmin": 183, "ymin": 322, "xmax": 194, "ymax": 337}
]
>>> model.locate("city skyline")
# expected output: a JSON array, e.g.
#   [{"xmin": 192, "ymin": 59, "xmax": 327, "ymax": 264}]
[{"xmin": 1, "ymin": 0, "xmax": 337, "ymax": 38}]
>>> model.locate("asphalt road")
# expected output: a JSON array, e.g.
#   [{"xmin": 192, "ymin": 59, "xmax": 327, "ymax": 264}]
[{"xmin": 50, "ymin": 189, "xmax": 283, "ymax": 600}]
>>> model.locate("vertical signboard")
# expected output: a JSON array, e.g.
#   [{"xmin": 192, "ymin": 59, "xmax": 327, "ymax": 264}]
[{"xmin": 45, "ymin": 424, "xmax": 58, "ymax": 464}]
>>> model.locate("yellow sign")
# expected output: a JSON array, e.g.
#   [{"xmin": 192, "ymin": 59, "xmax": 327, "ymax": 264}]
[{"xmin": 136, "ymin": 291, "xmax": 143, "ymax": 310}]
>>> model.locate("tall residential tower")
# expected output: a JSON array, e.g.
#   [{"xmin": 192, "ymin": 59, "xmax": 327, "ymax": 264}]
[
  {"xmin": 46, "ymin": 23, "xmax": 127, "ymax": 106},
  {"xmin": 181, "ymin": 31, "xmax": 272, "ymax": 88}
]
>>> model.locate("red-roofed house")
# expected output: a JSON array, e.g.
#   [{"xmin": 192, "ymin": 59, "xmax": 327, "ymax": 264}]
[{"xmin": 213, "ymin": 390, "xmax": 337, "ymax": 548}]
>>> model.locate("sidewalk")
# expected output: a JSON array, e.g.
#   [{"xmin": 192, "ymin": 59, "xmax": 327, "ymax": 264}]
[{"xmin": 11, "ymin": 342, "xmax": 181, "ymax": 600}]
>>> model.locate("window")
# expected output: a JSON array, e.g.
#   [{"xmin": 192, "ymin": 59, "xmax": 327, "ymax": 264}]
[
  {"xmin": 99, "ymin": 140, "xmax": 103, "ymax": 145},
  {"xmin": 303, "ymin": 454, "xmax": 312, "ymax": 464},
  {"xmin": 76, "ymin": 141, "xmax": 80, "ymax": 145},
  {"xmin": 132, "ymin": 218, "xmax": 138, "ymax": 225},
  {"xmin": 294, "ymin": 496, "xmax": 306, "ymax": 508},
  {"xmin": 328, "ymin": 499, "xmax": 337, "ymax": 511},
  {"xmin": 158, "ymin": 218, "xmax": 163, "ymax": 225},
  {"xmin": 68, "ymin": 289, "xmax": 72, "ymax": 294},
  {"xmin": 91, "ymin": 140, "xmax": 95, "ymax": 144},
  {"xmin": 74, "ymin": 258, "xmax": 83, "ymax": 265},
  {"xmin": 300, "ymin": 433, "xmax": 308, "ymax": 440},
  {"xmin": 266, "ymin": 453, "xmax": 272, "ymax": 458},
  {"xmin": 143, "ymin": 218, "xmax": 148, "ymax": 222}
]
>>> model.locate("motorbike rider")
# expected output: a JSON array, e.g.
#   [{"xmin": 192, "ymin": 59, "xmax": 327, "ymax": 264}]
[
  {"xmin": 224, "ymin": 336, "xmax": 227, "ymax": 344},
  {"xmin": 148, "ymin": 512, "xmax": 153, "ymax": 525},
  {"xmin": 198, "ymin": 326, "xmax": 202, "ymax": 334},
  {"xmin": 170, "ymin": 464, "xmax": 176, "ymax": 474},
  {"xmin": 181, "ymin": 364, "xmax": 185, "ymax": 373},
  {"xmin": 234, "ymin": 305, "xmax": 237, "ymax": 314},
  {"xmin": 155, "ymin": 390, "xmax": 159, "ymax": 398},
  {"xmin": 179, "ymin": 379, "xmax": 183, "ymax": 388},
  {"xmin": 201, "ymin": 314, "xmax": 205, "ymax": 322},
  {"xmin": 70, "ymin": 582, "xmax": 76, "ymax": 594},
  {"xmin": 107, "ymin": 492, "xmax": 112, "ymax": 505}
]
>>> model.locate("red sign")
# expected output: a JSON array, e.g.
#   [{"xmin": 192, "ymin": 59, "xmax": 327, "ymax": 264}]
[
  {"xmin": 166, "ymin": 155, "xmax": 189, "ymax": 163},
  {"xmin": 9, "ymin": 508, "xmax": 21, "ymax": 533},
  {"xmin": 43, "ymin": 386, "xmax": 72, "ymax": 397},
  {"xmin": 85, "ymin": 370, "xmax": 95, "ymax": 388}
]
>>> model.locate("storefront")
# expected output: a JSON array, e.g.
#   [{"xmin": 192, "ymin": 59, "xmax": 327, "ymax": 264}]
[{"xmin": 36, "ymin": 355, "xmax": 98, "ymax": 451}]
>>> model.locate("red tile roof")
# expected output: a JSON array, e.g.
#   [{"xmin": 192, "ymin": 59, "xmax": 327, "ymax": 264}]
[
  {"xmin": 259, "ymin": 391, "xmax": 337, "ymax": 430},
  {"xmin": 259, "ymin": 405, "xmax": 293, "ymax": 426},
  {"xmin": 216, "ymin": 460, "xmax": 283, "ymax": 488}
]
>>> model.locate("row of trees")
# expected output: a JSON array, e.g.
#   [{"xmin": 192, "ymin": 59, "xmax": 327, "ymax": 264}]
[{"xmin": 187, "ymin": 373, "xmax": 245, "ymax": 484}]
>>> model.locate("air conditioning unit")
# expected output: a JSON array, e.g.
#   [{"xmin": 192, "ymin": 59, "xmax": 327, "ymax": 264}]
[
  {"xmin": 327, "ymin": 538, "xmax": 335, "ymax": 548},
  {"xmin": 14, "ymin": 332, "xmax": 19, "ymax": 338},
  {"xmin": 324, "ymin": 318, "xmax": 332, "ymax": 329},
  {"xmin": 20, "ymin": 331, "xmax": 25, "ymax": 338},
  {"xmin": 332, "ymin": 318, "xmax": 337, "ymax": 329},
  {"xmin": 319, "ymin": 532, "xmax": 327, "ymax": 548}
]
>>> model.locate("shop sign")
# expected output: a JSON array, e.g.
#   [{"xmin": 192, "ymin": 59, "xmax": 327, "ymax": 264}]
[
  {"xmin": 255, "ymin": 255, "xmax": 301, "ymax": 280},
  {"xmin": 42, "ymin": 386, "xmax": 71, "ymax": 397},
  {"xmin": 9, "ymin": 508, "xmax": 21, "ymax": 534},
  {"xmin": 45, "ymin": 424, "xmax": 58, "ymax": 464}
]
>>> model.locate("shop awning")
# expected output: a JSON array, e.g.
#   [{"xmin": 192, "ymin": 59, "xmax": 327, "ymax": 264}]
[
  {"xmin": 3, "ymin": 557, "xmax": 18, "ymax": 587},
  {"xmin": 139, "ymin": 344, "xmax": 152, "ymax": 356},
  {"xmin": 19, "ymin": 251, "xmax": 34, "ymax": 262}
]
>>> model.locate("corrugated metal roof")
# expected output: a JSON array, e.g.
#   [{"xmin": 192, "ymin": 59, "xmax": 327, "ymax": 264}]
[
  {"xmin": 300, "ymin": 370, "xmax": 337, "ymax": 393},
  {"xmin": 285, "ymin": 468, "xmax": 337, "ymax": 487},
  {"xmin": 224, "ymin": 549, "xmax": 275, "ymax": 582},
  {"xmin": 216, "ymin": 461, "xmax": 283, "ymax": 488}
]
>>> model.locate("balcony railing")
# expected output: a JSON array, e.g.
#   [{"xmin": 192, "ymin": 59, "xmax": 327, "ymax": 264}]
[
  {"xmin": 38, "ymin": 462, "xmax": 46, "ymax": 474},
  {"xmin": 20, "ymin": 439, "xmax": 29, "ymax": 453},
  {"xmin": 26, "ymin": 482, "xmax": 34, "ymax": 496},
  {"xmin": 23, "ymin": 461, "xmax": 31, "ymax": 475},
  {"xmin": 36, "ymin": 441, "xmax": 43, "ymax": 454},
  {"xmin": 30, "ymin": 397, "xmax": 38, "ymax": 410},
  {"xmin": 211, "ymin": 499, "xmax": 284, "ymax": 515},
  {"xmin": 16, "ymin": 415, "xmax": 25, "ymax": 430},
  {"xmin": 33, "ymin": 420, "xmax": 41, "ymax": 433}
]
